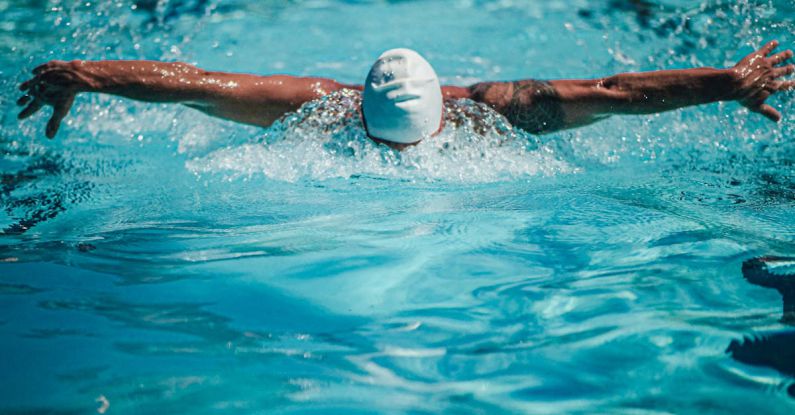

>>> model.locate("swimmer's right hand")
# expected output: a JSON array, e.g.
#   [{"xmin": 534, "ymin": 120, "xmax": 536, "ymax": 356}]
[{"xmin": 17, "ymin": 60, "xmax": 97, "ymax": 139}]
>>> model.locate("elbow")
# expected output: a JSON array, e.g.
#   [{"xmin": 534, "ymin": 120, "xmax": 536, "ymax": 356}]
[{"xmin": 597, "ymin": 75, "xmax": 645, "ymax": 105}]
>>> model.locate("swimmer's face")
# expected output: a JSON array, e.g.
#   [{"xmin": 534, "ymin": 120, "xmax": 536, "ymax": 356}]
[{"xmin": 362, "ymin": 48, "xmax": 444, "ymax": 145}]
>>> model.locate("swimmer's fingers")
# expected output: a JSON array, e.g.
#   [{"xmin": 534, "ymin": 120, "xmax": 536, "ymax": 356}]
[
  {"xmin": 19, "ymin": 62, "xmax": 57, "ymax": 91},
  {"xmin": 19, "ymin": 77, "xmax": 38, "ymax": 92},
  {"xmin": 756, "ymin": 104, "xmax": 782, "ymax": 122},
  {"xmin": 19, "ymin": 75, "xmax": 72, "ymax": 105},
  {"xmin": 741, "ymin": 89, "xmax": 782, "ymax": 122},
  {"xmin": 773, "ymin": 64, "xmax": 795, "ymax": 78},
  {"xmin": 778, "ymin": 80, "xmax": 795, "ymax": 91},
  {"xmin": 45, "ymin": 96, "xmax": 74, "ymax": 139},
  {"xmin": 769, "ymin": 50, "xmax": 793, "ymax": 66},
  {"xmin": 17, "ymin": 99, "xmax": 44, "ymax": 120},
  {"xmin": 22, "ymin": 62, "xmax": 79, "ymax": 94},
  {"xmin": 32, "ymin": 63, "xmax": 50, "ymax": 75},
  {"xmin": 17, "ymin": 94, "xmax": 31, "ymax": 106},
  {"xmin": 759, "ymin": 40, "xmax": 779, "ymax": 57}
]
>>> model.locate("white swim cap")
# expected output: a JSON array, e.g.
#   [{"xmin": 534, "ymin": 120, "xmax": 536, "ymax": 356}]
[{"xmin": 362, "ymin": 48, "xmax": 443, "ymax": 144}]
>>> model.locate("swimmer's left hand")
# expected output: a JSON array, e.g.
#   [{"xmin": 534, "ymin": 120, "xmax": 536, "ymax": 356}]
[
  {"xmin": 730, "ymin": 40, "xmax": 795, "ymax": 122},
  {"xmin": 17, "ymin": 60, "xmax": 94, "ymax": 139}
]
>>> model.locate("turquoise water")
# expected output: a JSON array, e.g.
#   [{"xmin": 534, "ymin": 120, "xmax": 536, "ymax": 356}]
[{"xmin": 2, "ymin": 0, "xmax": 795, "ymax": 413}]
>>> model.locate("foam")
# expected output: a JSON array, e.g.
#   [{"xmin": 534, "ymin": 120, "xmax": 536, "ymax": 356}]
[{"xmin": 186, "ymin": 89, "xmax": 575, "ymax": 183}]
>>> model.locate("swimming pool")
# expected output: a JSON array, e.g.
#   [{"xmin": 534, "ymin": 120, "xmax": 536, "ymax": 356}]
[{"xmin": 1, "ymin": 0, "xmax": 795, "ymax": 413}]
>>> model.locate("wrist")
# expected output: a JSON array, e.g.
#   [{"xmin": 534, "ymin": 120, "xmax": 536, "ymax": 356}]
[
  {"xmin": 68, "ymin": 60, "xmax": 106, "ymax": 93},
  {"xmin": 720, "ymin": 67, "xmax": 744, "ymax": 101}
]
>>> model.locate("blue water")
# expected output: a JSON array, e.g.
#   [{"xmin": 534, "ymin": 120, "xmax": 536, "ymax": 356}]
[{"xmin": 2, "ymin": 0, "xmax": 795, "ymax": 413}]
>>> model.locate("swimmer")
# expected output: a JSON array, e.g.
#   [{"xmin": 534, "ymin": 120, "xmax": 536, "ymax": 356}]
[{"xmin": 17, "ymin": 41, "xmax": 795, "ymax": 149}]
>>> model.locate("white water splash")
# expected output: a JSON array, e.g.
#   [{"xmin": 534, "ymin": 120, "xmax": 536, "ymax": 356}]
[{"xmin": 186, "ymin": 90, "xmax": 575, "ymax": 183}]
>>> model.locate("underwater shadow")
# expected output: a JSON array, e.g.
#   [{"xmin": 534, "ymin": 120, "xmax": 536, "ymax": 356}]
[
  {"xmin": 727, "ymin": 257, "xmax": 795, "ymax": 397},
  {"xmin": 0, "ymin": 152, "xmax": 93, "ymax": 235}
]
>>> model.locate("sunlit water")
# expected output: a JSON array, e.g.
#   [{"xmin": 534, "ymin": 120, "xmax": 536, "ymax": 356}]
[{"xmin": 1, "ymin": 0, "xmax": 795, "ymax": 413}]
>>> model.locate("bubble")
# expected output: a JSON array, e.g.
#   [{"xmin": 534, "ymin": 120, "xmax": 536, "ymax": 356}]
[{"xmin": 186, "ymin": 90, "xmax": 574, "ymax": 183}]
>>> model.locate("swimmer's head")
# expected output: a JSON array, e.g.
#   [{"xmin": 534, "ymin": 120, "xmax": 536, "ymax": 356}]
[{"xmin": 362, "ymin": 48, "xmax": 443, "ymax": 145}]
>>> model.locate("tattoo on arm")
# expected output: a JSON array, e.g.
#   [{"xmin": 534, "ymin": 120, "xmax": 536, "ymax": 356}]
[{"xmin": 470, "ymin": 80, "xmax": 565, "ymax": 134}]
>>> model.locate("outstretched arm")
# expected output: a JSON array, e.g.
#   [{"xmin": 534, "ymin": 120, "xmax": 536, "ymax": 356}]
[
  {"xmin": 17, "ymin": 60, "xmax": 356, "ymax": 138},
  {"xmin": 464, "ymin": 40, "xmax": 794, "ymax": 134}
]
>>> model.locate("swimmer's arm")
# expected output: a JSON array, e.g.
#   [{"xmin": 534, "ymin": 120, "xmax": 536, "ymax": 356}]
[
  {"xmin": 464, "ymin": 41, "xmax": 794, "ymax": 134},
  {"xmin": 17, "ymin": 60, "xmax": 355, "ymax": 138}
]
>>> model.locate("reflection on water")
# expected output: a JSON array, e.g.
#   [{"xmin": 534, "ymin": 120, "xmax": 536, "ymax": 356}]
[
  {"xmin": 728, "ymin": 257, "xmax": 795, "ymax": 398},
  {"xmin": 742, "ymin": 257, "xmax": 795, "ymax": 323},
  {"xmin": 728, "ymin": 331, "xmax": 795, "ymax": 397}
]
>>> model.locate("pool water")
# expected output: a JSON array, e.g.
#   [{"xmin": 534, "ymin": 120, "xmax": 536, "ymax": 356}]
[{"xmin": 1, "ymin": 0, "xmax": 795, "ymax": 413}]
